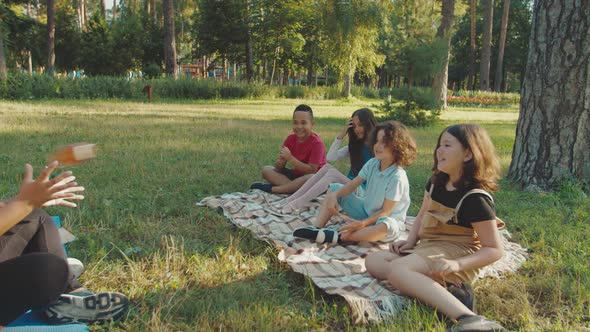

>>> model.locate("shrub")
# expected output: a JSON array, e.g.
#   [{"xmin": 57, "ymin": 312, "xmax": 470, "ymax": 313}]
[
  {"xmin": 377, "ymin": 87, "xmax": 440, "ymax": 127},
  {"xmin": 448, "ymin": 90, "xmax": 520, "ymax": 106}
]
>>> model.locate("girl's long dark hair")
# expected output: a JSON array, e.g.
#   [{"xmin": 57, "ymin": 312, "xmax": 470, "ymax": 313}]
[{"xmin": 348, "ymin": 108, "xmax": 377, "ymax": 176}]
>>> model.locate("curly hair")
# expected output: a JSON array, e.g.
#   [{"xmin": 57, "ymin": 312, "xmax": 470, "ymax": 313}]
[
  {"xmin": 430, "ymin": 124, "xmax": 501, "ymax": 192},
  {"xmin": 348, "ymin": 108, "xmax": 377, "ymax": 176},
  {"xmin": 369, "ymin": 121, "xmax": 417, "ymax": 168}
]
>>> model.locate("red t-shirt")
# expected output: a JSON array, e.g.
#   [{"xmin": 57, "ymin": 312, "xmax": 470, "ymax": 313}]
[{"xmin": 283, "ymin": 133, "xmax": 327, "ymax": 175}]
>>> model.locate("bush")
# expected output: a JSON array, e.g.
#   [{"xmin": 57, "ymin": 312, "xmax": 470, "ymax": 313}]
[{"xmin": 377, "ymin": 87, "xmax": 440, "ymax": 127}]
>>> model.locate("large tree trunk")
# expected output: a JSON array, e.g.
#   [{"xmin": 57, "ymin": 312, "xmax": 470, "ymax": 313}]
[
  {"xmin": 46, "ymin": 0, "xmax": 55, "ymax": 76},
  {"xmin": 494, "ymin": 0, "xmax": 510, "ymax": 92},
  {"xmin": 479, "ymin": 0, "xmax": 494, "ymax": 90},
  {"xmin": 163, "ymin": 0, "xmax": 177, "ymax": 77},
  {"xmin": 0, "ymin": 24, "xmax": 6, "ymax": 80},
  {"xmin": 432, "ymin": 0, "xmax": 455, "ymax": 110},
  {"xmin": 507, "ymin": 0, "xmax": 590, "ymax": 191},
  {"xmin": 467, "ymin": 0, "xmax": 476, "ymax": 90}
]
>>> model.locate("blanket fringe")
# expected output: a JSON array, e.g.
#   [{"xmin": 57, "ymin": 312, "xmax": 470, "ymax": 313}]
[{"xmin": 342, "ymin": 294, "xmax": 408, "ymax": 324}]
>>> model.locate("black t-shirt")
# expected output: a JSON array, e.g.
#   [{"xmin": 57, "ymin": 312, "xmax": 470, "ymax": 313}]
[{"xmin": 425, "ymin": 180, "xmax": 496, "ymax": 228}]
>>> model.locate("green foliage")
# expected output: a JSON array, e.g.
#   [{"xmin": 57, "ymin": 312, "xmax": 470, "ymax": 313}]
[
  {"xmin": 142, "ymin": 63, "xmax": 162, "ymax": 79},
  {"xmin": 448, "ymin": 89, "xmax": 520, "ymax": 106},
  {"xmin": 378, "ymin": 87, "xmax": 441, "ymax": 127}
]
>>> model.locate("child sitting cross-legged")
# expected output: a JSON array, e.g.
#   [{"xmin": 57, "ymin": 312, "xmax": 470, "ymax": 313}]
[
  {"xmin": 293, "ymin": 121, "xmax": 416, "ymax": 244},
  {"xmin": 365, "ymin": 124, "xmax": 507, "ymax": 331},
  {"xmin": 250, "ymin": 104, "xmax": 326, "ymax": 195}
]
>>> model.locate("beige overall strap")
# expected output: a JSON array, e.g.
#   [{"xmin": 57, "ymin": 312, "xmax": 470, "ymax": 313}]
[{"xmin": 452, "ymin": 189, "xmax": 493, "ymax": 224}]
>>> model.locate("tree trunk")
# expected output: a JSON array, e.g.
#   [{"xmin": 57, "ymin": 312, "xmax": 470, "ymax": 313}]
[
  {"xmin": 479, "ymin": 0, "xmax": 494, "ymax": 90},
  {"xmin": 245, "ymin": 0, "xmax": 254, "ymax": 83},
  {"xmin": 112, "ymin": 0, "xmax": 117, "ymax": 21},
  {"xmin": 27, "ymin": 0, "xmax": 33, "ymax": 76},
  {"xmin": 343, "ymin": 54, "xmax": 353, "ymax": 98},
  {"xmin": 507, "ymin": 0, "xmax": 590, "ymax": 191},
  {"xmin": 151, "ymin": 0, "xmax": 156, "ymax": 22},
  {"xmin": 46, "ymin": 0, "xmax": 55, "ymax": 76},
  {"xmin": 163, "ymin": 0, "xmax": 177, "ymax": 77},
  {"xmin": 467, "ymin": 0, "xmax": 476, "ymax": 90},
  {"xmin": 0, "ymin": 24, "xmax": 6, "ymax": 80},
  {"xmin": 100, "ymin": 0, "xmax": 106, "ymax": 18},
  {"xmin": 432, "ymin": 0, "xmax": 455, "ymax": 109},
  {"xmin": 494, "ymin": 0, "xmax": 510, "ymax": 92}
]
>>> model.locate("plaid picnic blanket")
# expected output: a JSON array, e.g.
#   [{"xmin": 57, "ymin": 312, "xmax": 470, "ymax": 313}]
[{"xmin": 197, "ymin": 190, "xmax": 528, "ymax": 323}]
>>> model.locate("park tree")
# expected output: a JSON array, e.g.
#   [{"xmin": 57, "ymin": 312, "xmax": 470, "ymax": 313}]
[
  {"xmin": 46, "ymin": 0, "xmax": 55, "ymax": 75},
  {"xmin": 493, "ymin": 0, "xmax": 509, "ymax": 91},
  {"xmin": 322, "ymin": 0, "xmax": 384, "ymax": 97},
  {"xmin": 479, "ymin": 0, "xmax": 493, "ymax": 90},
  {"xmin": 431, "ymin": 0, "xmax": 455, "ymax": 109},
  {"xmin": 466, "ymin": 0, "xmax": 476, "ymax": 89},
  {"xmin": 0, "ymin": 22, "xmax": 6, "ymax": 80},
  {"xmin": 507, "ymin": 0, "xmax": 590, "ymax": 190},
  {"xmin": 163, "ymin": 0, "xmax": 176, "ymax": 77},
  {"xmin": 55, "ymin": 1, "xmax": 82, "ymax": 72}
]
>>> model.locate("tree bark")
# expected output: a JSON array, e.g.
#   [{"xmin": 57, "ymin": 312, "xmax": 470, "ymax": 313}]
[
  {"xmin": 163, "ymin": 0, "xmax": 177, "ymax": 77},
  {"xmin": 494, "ymin": 0, "xmax": 510, "ymax": 92},
  {"xmin": 112, "ymin": 0, "xmax": 117, "ymax": 21},
  {"xmin": 0, "ymin": 24, "xmax": 7, "ymax": 80},
  {"xmin": 432, "ymin": 0, "xmax": 455, "ymax": 109},
  {"xmin": 100, "ymin": 0, "xmax": 106, "ymax": 19},
  {"xmin": 27, "ymin": 0, "xmax": 33, "ymax": 76},
  {"xmin": 479, "ymin": 0, "xmax": 494, "ymax": 91},
  {"xmin": 46, "ymin": 0, "xmax": 56, "ymax": 76},
  {"xmin": 467, "ymin": 0, "xmax": 476, "ymax": 90},
  {"xmin": 507, "ymin": 0, "xmax": 590, "ymax": 191}
]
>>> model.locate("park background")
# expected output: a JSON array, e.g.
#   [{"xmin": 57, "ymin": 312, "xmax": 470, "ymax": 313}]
[{"xmin": 1, "ymin": 0, "xmax": 589, "ymax": 331}]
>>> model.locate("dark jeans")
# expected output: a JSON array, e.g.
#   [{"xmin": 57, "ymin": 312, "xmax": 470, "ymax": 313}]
[{"xmin": 0, "ymin": 209, "xmax": 81, "ymax": 325}]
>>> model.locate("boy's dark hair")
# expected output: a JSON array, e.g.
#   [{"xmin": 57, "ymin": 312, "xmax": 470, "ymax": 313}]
[
  {"xmin": 294, "ymin": 104, "xmax": 313, "ymax": 120},
  {"xmin": 369, "ymin": 121, "xmax": 417, "ymax": 168},
  {"xmin": 349, "ymin": 108, "xmax": 377, "ymax": 176}
]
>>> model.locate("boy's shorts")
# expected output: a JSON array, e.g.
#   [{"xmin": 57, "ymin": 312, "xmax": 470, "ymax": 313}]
[
  {"xmin": 278, "ymin": 167, "xmax": 302, "ymax": 180},
  {"xmin": 329, "ymin": 183, "xmax": 402, "ymax": 242}
]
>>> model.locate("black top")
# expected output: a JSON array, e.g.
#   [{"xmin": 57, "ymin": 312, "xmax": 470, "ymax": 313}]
[{"xmin": 426, "ymin": 180, "xmax": 496, "ymax": 228}]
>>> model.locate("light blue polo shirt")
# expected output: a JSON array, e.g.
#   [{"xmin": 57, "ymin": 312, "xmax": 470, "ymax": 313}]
[{"xmin": 358, "ymin": 158, "xmax": 410, "ymax": 222}]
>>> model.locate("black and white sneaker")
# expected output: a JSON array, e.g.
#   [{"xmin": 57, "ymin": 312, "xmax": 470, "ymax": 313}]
[
  {"xmin": 44, "ymin": 292, "xmax": 129, "ymax": 324},
  {"xmin": 293, "ymin": 226, "xmax": 340, "ymax": 244}
]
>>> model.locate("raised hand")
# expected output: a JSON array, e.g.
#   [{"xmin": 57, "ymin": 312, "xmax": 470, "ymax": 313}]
[
  {"xmin": 16, "ymin": 161, "xmax": 83, "ymax": 208},
  {"xmin": 337, "ymin": 118, "xmax": 353, "ymax": 139}
]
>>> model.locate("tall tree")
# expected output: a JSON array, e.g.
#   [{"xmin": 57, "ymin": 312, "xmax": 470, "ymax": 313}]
[
  {"xmin": 0, "ymin": 22, "xmax": 6, "ymax": 80},
  {"xmin": 466, "ymin": 0, "xmax": 476, "ymax": 89},
  {"xmin": 46, "ymin": 0, "xmax": 56, "ymax": 76},
  {"xmin": 507, "ymin": 0, "xmax": 590, "ymax": 190},
  {"xmin": 163, "ymin": 0, "xmax": 176, "ymax": 77},
  {"xmin": 432, "ymin": 0, "xmax": 455, "ymax": 109},
  {"xmin": 479, "ymin": 0, "xmax": 493, "ymax": 90},
  {"xmin": 493, "ymin": 0, "xmax": 510, "ymax": 91}
]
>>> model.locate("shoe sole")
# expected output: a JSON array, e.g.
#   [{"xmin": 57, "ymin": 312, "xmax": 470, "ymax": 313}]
[{"xmin": 45, "ymin": 292, "xmax": 129, "ymax": 324}]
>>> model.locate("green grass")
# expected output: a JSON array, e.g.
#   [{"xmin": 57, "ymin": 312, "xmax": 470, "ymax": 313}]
[{"xmin": 0, "ymin": 99, "xmax": 588, "ymax": 331}]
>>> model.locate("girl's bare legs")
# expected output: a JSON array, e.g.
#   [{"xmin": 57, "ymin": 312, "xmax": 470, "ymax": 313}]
[
  {"xmin": 271, "ymin": 174, "xmax": 313, "ymax": 194},
  {"xmin": 383, "ymin": 254, "xmax": 474, "ymax": 320},
  {"xmin": 286, "ymin": 164, "xmax": 333, "ymax": 202},
  {"xmin": 365, "ymin": 250, "xmax": 401, "ymax": 280},
  {"xmin": 341, "ymin": 223, "xmax": 388, "ymax": 243},
  {"xmin": 286, "ymin": 166, "xmax": 351, "ymax": 211},
  {"xmin": 313, "ymin": 191, "xmax": 336, "ymax": 228}
]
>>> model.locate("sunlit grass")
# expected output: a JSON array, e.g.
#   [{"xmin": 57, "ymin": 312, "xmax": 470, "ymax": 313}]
[{"xmin": 0, "ymin": 99, "xmax": 587, "ymax": 331}]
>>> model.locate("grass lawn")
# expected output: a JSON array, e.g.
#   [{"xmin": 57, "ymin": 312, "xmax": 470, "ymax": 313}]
[{"xmin": 0, "ymin": 99, "xmax": 588, "ymax": 331}]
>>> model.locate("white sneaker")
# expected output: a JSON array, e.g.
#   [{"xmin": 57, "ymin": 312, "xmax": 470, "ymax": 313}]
[{"xmin": 67, "ymin": 257, "xmax": 84, "ymax": 279}]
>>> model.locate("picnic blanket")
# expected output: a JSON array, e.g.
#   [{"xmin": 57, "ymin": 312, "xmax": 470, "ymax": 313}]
[{"xmin": 197, "ymin": 190, "xmax": 528, "ymax": 323}]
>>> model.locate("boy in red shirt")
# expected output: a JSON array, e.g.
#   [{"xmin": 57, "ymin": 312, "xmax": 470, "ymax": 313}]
[{"xmin": 251, "ymin": 104, "xmax": 326, "ymax": 194}]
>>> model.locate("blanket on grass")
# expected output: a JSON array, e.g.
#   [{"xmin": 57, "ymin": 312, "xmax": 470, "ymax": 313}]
[{"xmin": 197, "ymin": 190, "xmax": 528, "ymax": 323}]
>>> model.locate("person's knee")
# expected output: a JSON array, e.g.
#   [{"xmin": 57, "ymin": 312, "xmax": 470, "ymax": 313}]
[
  {"xmin": 364, "ymin": 252, "xmax": 384, "ymax": 276},
  {"xmin": 261, "ymin": 165, "xmax": 275, "ymax": 179}
]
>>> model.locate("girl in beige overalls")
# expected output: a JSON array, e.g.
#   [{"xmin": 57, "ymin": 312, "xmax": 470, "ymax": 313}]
[{"xmin": 365, "ymin": 124, "xmax": 506, "ymax": 331}]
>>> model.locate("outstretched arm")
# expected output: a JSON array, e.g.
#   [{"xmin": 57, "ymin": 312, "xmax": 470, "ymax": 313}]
[{"xmin": 0, "ymin": 162, "xmax": 84, "ymax": 236}]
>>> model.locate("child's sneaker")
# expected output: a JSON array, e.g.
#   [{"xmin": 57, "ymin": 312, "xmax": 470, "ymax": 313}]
[
  {"xmin": 447, "ymin": 282, "xmax": 476, "ymax": 313},
  {"xmin": 67, "ymin": 257, "xmax": 84, "ymax": 279},
  {"xmin": 44, "ymin": 292, "xmax": 129, "ymax": 324},
  {"xmin": 250, "ymin": 182, "xmax": 272, "ymax": 193},
  {"xmin": 293, "ymin": 226, "xmax": 340, "ymax": 244},
  {"xmin": 450, "ymin": 314, "xmax": 506, "ymax": 332}
]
